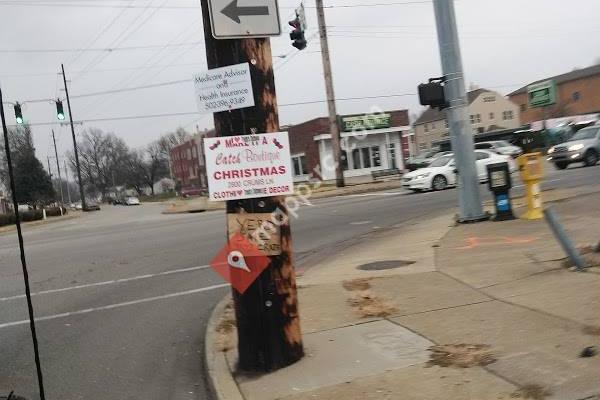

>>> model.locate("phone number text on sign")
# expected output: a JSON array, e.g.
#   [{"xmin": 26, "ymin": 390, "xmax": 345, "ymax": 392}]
[
  {"xmin": 193, "ymin": 62, "xmax": 255, "ymax": 114},
  {"xmin": 204, "ymin": 132, "xmax": 294, "ymax": 201}
]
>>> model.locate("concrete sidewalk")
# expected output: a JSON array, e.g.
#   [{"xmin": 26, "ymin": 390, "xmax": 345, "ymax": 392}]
[{"xmin": 207, "ymin": 188, "xmax": 600, "ymax": 400}]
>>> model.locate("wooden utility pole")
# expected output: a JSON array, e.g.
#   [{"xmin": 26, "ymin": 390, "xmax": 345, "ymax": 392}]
[
  {"xmin": 316, "ymin": 0, "xmax": 344, "ymax": 187},
  {"xmin": 200, "ymin": 0, "xmax": 303, "ymax": 372},
  {"xmin": 62, "ymin": 64, "xmax": 87, "ymax": 211},
  {"xmin": 51, "ymin": 129, "xmax": 65, "ymax": 207},
  {"xmin": 64, "ymin": 160, "xmax": 72, "ymax": 204}
]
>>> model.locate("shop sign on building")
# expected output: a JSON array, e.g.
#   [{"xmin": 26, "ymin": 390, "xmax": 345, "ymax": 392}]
[{"xmin": 340, "ymin": 113, "xmax": 392, "ymax": 132}]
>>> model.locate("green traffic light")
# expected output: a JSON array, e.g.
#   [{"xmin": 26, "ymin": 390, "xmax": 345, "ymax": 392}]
[
  {"xmin": 14, "ymin": 103, "xmax": 23, "ymax": 124},
  {"xmin": 56, "ymin": 100, "xmax": 65, "ymax": 121}
]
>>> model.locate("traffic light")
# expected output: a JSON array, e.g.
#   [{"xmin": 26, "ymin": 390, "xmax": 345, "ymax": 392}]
[
  {"xmin": 14, "ymin": 103, "xmax": 23, "ymax": 124},
  {"xmin": 289, "ymin": 5, "xmax": 307, "ymax": 51},
  {"xmin": 56, "ymin": 99, "xmax": 65, "ymax": 120}
]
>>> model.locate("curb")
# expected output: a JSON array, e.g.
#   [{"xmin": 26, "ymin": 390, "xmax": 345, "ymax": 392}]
[
  {"xmin": 205, "ymin": 294, "xmax": 244, "ymax": 400},
  {"xmin": 0, "ymin": 213, "xmax": 81, "ymax": 235}
]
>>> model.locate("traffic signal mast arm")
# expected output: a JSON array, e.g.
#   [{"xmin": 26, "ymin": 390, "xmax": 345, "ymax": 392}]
[{"xmin": 2, "ymin": 98, "xmax": 68, "ymax": 124}]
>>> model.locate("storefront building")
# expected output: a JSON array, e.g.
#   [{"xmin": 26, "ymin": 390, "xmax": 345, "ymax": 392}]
[{"xmin": 288, "ymin": 110, "xmax": 410, "ymax": 183}]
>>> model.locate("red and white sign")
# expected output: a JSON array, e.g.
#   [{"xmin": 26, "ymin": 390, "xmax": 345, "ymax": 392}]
[
  {"xmin": 204, "ymin": 132, "xmax": 294, "ymax": 201},
  {"xmin": 209, "ymin": 233, "xmax": 271, "ymax": 294}
]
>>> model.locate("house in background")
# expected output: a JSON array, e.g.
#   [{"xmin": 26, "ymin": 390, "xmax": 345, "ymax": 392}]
[
  {"xmin": 508, "ymin": 63, "xmax": 600, "ymax": 125},
  {"xmin": 288, "ymin": 110, "xmax": 410, "ymax": 183},
  {"xmin": 413, "ymin": 88, "xmax": 521, "ymax": 152}
]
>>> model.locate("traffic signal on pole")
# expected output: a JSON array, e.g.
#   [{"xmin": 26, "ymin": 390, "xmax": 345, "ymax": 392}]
[
  {"xmin": 289, "ymin": 15, "xmax": 307, "ymax": 50},
  {"xmin": 418, "ymin": 77, "xmax": 448, "ymax": 111},
  {"xmin": 14, "ymin": 103, "xmax": 23, "ymax": 124},
  {"xmin": 56, "ymin": 100, "xmax": 65, "ymax": 120}
]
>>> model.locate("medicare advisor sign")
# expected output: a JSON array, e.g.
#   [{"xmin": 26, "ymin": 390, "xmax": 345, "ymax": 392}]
[{"xmin": 204, "ymin": 132, "xmax": 294, "ymax": 201}]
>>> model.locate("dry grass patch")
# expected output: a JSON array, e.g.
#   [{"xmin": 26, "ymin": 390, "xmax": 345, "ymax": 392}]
[
  {"xmin": 347, "ymin": 291, "xmax": 397, "ymax": 318},
  {"xmin": 342, "ymin": 278, "xmax": 372, "ymax": 292},
  {"xmin": 510, "ymin": 384, "xmax": 552, "ymax": 400},
  {"xmin": 582, "ymin": 325, "xmax": 600, "ymax": 336},
  {"xmin": 427, "ymin": 344, "xmax": 496, "ymax": 368},
  {"xmin": 215, "ymin": 302, "xmax": 236, "ymax": 352}
]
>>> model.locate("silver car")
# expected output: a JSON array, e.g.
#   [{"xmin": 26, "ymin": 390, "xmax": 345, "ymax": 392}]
[
  {"xmin": 475, "ymin": 141, "xmax": 523, "ymax": 158},
  {"xmin": 547, "ymin": 125, "xmax": 600, "ymax": 170}
]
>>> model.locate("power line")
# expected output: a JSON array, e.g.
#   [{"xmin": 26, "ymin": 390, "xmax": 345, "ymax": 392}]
[
  {"xmin": 74, "ymin": 0, "xmax": 169, "ymax": 80},
  {"xmin": 0, "ymin": 1, "xmax": 431, "ymax": 8},
  {"xmin": 4, "ymin": 92, "xmax": 420, "ymax": 127},
  {"xmin": 0, "ymin": 62, "xmax": 206, "ymax": 78},
  {"xmin": 65, "ymin": 0, "xmax": 135, "ymax": 66},
  {"xmin": 0, "ymin": 41, "xmax": 203, "ymax": 54}
]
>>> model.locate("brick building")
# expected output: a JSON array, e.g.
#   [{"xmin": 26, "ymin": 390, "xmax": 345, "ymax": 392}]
[
  {"xmin": 288, "ymin": 110, "xmax": 410, "ymax": 182},
  {"xmin": 170, "ymin": 131, "xmax": 214, "ymax": 195},
  {"xmin": 508, "ymin": 64, "xmax": 600, "ymax": 124}
]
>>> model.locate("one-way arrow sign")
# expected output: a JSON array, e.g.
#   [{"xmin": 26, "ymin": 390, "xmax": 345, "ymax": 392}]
[
  {"xmin": 221, "ymin": 0, "xmax": 269, "ymax": 23},
  {"xmin": 208, "ymin": 0, "xmax": 281, "ymax": 39}
]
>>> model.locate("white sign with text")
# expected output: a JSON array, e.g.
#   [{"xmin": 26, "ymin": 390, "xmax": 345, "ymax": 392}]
[
  {"xmin": 204, "ymin": 132, "xmax": 294, "ymax": 201},
  {"xmin": 194, "ymin": 63, "xmax": 254, "ymax": 113}
]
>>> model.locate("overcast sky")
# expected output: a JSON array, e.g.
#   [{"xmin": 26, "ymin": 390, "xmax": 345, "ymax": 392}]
[{"xmin": 0, "ymin": 0, "xmax": 599, "ymax": 167}]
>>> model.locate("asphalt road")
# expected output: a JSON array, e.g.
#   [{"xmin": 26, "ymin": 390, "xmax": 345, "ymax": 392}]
[{"xmin": 0, "ymin": 162, "xmax": 598, "ymax": 400}]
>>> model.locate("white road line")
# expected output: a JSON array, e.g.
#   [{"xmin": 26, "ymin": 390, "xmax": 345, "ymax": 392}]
[
  {"xmin": 349, "ymin": 220, "xmax": 373, "ymax": 225},
  {"xmin": 514, "ymin": 178, "xmax": 562, "ymax": 189},
  {"xmin": 0, "ymin": 265, "xmax": 212, "ymax": 302},
  {"xmin": 0, "ymin": 283, "xmax": 230, "ymax": 330},
  {"xmin": 346, "ymin": 191, "xmax": 406, "ymax": 198}
]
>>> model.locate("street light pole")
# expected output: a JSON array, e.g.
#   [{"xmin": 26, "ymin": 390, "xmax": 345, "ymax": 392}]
[
  {"xmin": 433, "ymin": 0, "xmax": 485, "ymax": 222},
  {"xmin": 61, "ymin": 64, "xmax": 87, "ymax": 211},
  {"xmin": 315, "ymin": 0, "xmax": 344, "ymax": 188}
]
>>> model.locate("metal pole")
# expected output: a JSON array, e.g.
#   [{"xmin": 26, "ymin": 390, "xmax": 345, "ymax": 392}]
[
  {"xmin": 0, "ymin": 86, "xmax": 47, "ymax": 400},
  {"xmin": 61, "ymin": 64, "xmax": 87, "ymax": 210},
  {"xmin": 316, "ymin": 0, "xmax": 344, "ymax": 188},
  {"xmin": 52, "ymin": 129, "xmax": 65, "ymax": 206},
  {"xmin": 544, "ymin": 207, "xmax": 586, "ymax": 271},
  {"xmin": 433, "ymin": 0, "xmax": 485, "ymax": 222},
  {"xmin": 64, "ymin": 160, "xmax": 72, "ymax": 204}
]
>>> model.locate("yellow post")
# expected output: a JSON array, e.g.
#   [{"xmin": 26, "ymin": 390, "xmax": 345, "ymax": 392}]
[{"xmin": 517, "ymin": 153, "xmax": 544, "ymax": 220}]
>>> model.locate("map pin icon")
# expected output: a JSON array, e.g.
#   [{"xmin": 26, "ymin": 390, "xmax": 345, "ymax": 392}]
[{"xmin": 227, "ymin": 251, "xmax": 251, "ymax": 272}]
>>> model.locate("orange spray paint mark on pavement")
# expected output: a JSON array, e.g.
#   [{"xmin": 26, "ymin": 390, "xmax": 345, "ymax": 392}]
[{"xmin": 455, "ymin": 236, "xmax": 538, "ymax": 250}]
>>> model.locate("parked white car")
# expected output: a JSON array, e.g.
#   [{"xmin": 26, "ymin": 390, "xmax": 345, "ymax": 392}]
[
  {"xmin": 125, "ymin": 197, "xmax": 141, "ymax": 206},
  {"xmin": 402, "ymin": 150, "xmax": 516, "ymax": 192}
]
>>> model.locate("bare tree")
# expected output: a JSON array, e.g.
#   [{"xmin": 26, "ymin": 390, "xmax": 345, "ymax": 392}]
[
  {"xmin": 68, "ymin": 128, "xmax": 130, "ymax": 199},
  {"xmin": 157, "ymin": 127, "xmax": 190, "ymax": 159}
]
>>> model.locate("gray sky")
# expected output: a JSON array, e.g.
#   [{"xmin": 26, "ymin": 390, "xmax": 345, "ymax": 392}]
[{"xmin": 0, "ymin": 0, "xmax": 599, "ymax": 167}]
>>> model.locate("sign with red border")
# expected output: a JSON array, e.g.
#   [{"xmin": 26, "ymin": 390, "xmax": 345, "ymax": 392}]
[{"xmin": 203, "ymin": 132, "xmax": 294, "ymax": 201}]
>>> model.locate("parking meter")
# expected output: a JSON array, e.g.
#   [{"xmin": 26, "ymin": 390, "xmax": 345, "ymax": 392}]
[
  {"xmin": 486, "ymin": 162, "xmax": 515, "ymax": 221},
  {"xmin": 517, "ymin": 152, "xmax": 544, "ymax": 220}
]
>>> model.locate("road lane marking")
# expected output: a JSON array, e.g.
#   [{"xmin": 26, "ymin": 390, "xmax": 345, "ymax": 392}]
[
  {"xmin": 513, "ymin": 178, "xmax": 561, "ymax": 189},
  {"xmin": 349, "ymin": 221, "xmax": 372, "ymax": 225},
  {"xmin": 346, "ymin": 191, "xmax": 406, "ymax": 198},
  {"xmin": 0, "ymin": 264, "xmax": 212, "ymax": 302},
  {"xmin": 0, "ymin": 283, "xmax": 230, "ymax": 330}
]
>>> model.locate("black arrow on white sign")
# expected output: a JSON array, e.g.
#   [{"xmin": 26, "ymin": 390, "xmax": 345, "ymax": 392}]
[{"xmin": 221, "ymin": 0, "xmax": 270, "ymax": 23}]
